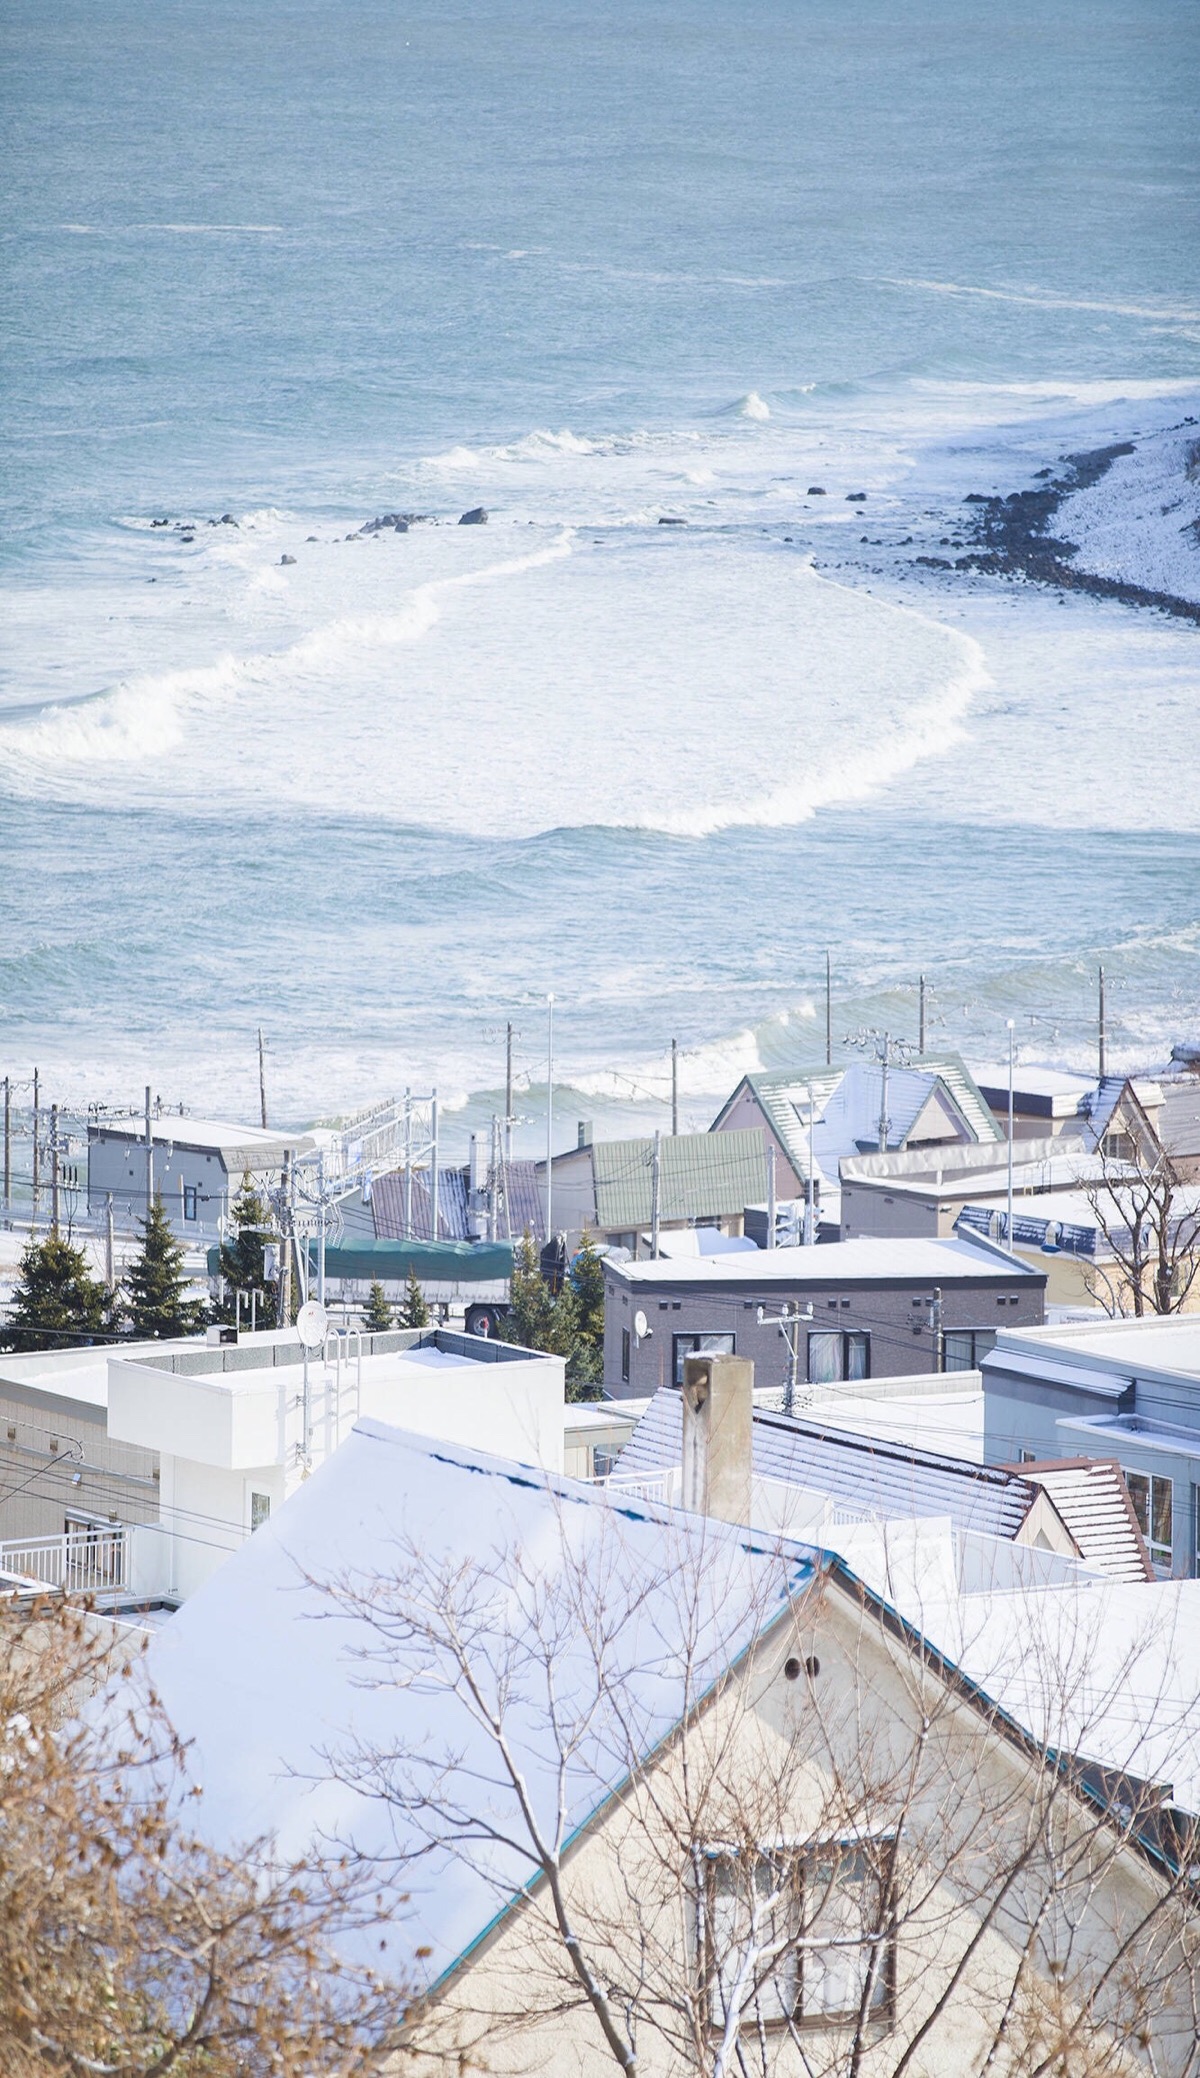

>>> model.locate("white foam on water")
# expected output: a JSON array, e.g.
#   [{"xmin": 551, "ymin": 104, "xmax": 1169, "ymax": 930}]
[{"xmin": 884, "ymin": 277, "xmax": 1200, "ymax": 326}]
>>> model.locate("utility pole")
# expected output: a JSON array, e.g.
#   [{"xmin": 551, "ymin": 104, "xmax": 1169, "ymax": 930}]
[
  {"xmin": 50, "ymin": 1104, "xmax": 60, "ymax": 1236},
  {"xmin": 276, "ymin": 1150, "xmax": 292, "ymax": 1327},
  {"xmin": 766, "ymin": 1142, "xmax": 776, "ymax": 1251},
  {"xmin": 2, "ymin": 1076, "xmax": 9, "ymax": 1211},
  {"xmin": 258, "ymin": 1027, "xmax": 268, "ymax": 1129},
  {"xmin": 1098, "ymin": 964, "xmax": 1106, "ymax": 1082},
  {"xmin": 671, "ymin": 1037, "xmax": 679, "ymax": 1138},
  {"xmin": 105, "ymin": 1193, "xmax": 115, "ymax": 1293},
  {"xmin": 430, "ymin": 1090, "xmax": 440, "ymax": 1242},
  {"xmin": 403, "ymin": 1088, "xmax": 413, "ymax": 1241},
  {"xmin": 545, "ymin": 995, "xmax": 555, "ymax": 1244},
  {"xmin": 144, "ymin": 1084, "xmax": 154, "ymax": 1219},
  {"xmin": 878, "ymin": 1041, "xmax": 890, "ymax": 1156},
  {"xmin": 825, "ymin": 952, "xmax": 832, "ymax": 1068},
  {"xmin": 806, "ymin": 1080, "xmax": 816, "ymax": 1245},
  {"xmin": 31, "ymin": 1067, "xmax": 39, "ymax": 1223},
  {"xmin": 757, "ymin": 1302, "xmax": 814, "ymax": 1418},
  {"xmin": 505, "ymin": 1022, "xmax": 514, "ymax": 1164},
  {"xmin": 650, "ymin": 1129, "xmax": 661, "ymax": 1260},
  {"xmin": 931, "ymin": 1287, "xmax": 944, "ymax": 1373},
  {"xmin": 918, "ymin": 974, "xmax": 926, "ymax": 1056}
]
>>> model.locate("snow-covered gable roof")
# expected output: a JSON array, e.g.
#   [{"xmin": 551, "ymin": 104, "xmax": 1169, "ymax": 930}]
[
  {"xmin": 715, "ymin": 1055, "xmax": 1000, "ymax": 1191},
  {"xmin": 1015, "ymin": 1460, "xmax": 1153, "ymax": 1584},
  {"xmin": 131, "ymin": 1419, "xmax": 817, "ymax": 1987}
]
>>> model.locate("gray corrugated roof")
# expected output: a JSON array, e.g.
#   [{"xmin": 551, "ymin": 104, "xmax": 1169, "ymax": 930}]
[
  {"xmin": 592, "ymin": 1129, "xmax": 766, "ymax": 1232},
  {"xmin": 617, "ymin": 1386, "xmax": 1039, "ymax": 1542}
]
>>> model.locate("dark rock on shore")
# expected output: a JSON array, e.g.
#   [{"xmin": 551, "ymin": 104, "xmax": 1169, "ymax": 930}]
[
  {"xmin": 360, "ymin": 513, "xmax": 410, "ymax": 534},
  {"xmin": 658, "ymin": 515, "xmax": 686, "ymax": 526},
  {"xmin": 458, "ymin": 506, "xmax": 488, "ymax": 525},
  {"xmin": 807, "ymin": 486, "xmax": 826, "ymax": 495},
  {"xmin": 846, "ymin": 491, "xmax": 867, "ymax": 502},
  {"xmin": 955, "ymin": 440, "xmax": 1200, "ymax": 625},
  {"xmin": 280, "ymin": 554, "xmax": 296, "ymax": 566}
]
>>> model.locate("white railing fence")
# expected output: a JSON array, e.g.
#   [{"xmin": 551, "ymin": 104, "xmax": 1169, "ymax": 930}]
[{"xmin": 0, "ymin": 1526, "xmax": 128, "ymax": 1594}]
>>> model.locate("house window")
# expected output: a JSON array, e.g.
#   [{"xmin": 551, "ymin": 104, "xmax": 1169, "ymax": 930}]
[
  {"xmin": 182, "ymin": 1183, "xmax": 199, "ymax": 1221},
  {"xmin": 1126, "ymin": 1471, "xmax": 1172, "ymax": 1572},
  {"xmin": 1102, "ymin": 1130, "xmax": 1134, "ymax": 1161},
  {"xmin": 705, "ymin": 1843, "xmax": 892, "ymax": 2032},
  {"xmin": 807, "ymin": 1331, "xmax": 870, "ymax": 1385},
  {"xmin": 673, "ymin": 1332, "xmax": 735, "ymax": 1387},
  {"xmin": 249, "ymin": 1491, "xmax": 272, "ymax": 1532},
  {"xmin": 942, "ymin": 1329, "xmax": 997, "ymax": 1373},
  {"xmin": 621, "ymin": 1328, "xmax": 631, "ymax": 1384}
]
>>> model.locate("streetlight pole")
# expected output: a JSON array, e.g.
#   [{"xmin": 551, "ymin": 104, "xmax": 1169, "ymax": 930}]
[
  {"xmin": 545, "ymin": 994, "xmax": 555, "ymax": 1244},
  {"xmin": 1006, "ymin": 1019, "xmax": 1015, "ymax": 1253}
]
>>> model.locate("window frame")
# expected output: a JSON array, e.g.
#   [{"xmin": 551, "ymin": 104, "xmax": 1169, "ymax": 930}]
[
  {"xmin": 702, "ymin": 1839, "xmax": 895, "ymax": 2036},
  {"xmin": 182, "ymin": 1182, "xmax": 199, "ymax": 1222},
  {"xmin": 941, "ymin": 1327, "xmax": 997, "ymax": 1374},
  {"xmin": 806, "ymin": 1330, "xmax": 872, "ymax": 1385},
  {"xmin": 1125, "ymin": 1469, "xmax": 1173, "ymax": 1572},
  {"xmin": 672, "ymin": 1331, "xmax": 736, "ymax": 1388}
]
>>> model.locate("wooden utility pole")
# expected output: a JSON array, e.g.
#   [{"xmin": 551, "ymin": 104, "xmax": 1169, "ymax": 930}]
[
  {"xmin": 919, "ymin": 973, "xmax": 926, "ymax": 1056},
  {"xmin": 671, "ymin": 1037, "xmax": 679, "ymax": 1138},
  {"xmin": 50, "ymin": 1104, "xmax": 60, "ymax": 1236},
  {"xmin": 2, "ymin": 1076, "xmax": 9, "ymax": 1210},
  {"xmin": 825, "ymin": 952, "xmax": 832, "ymax": 1067},
  {"xmin": 1098, "ymin": 965, "xmax": 1107, "ymax": 1081},
  {"xmin": 31, "ymin": 1068, "xmax": 40, "ymax": 1222},
  {"xmin": 650, "ymin": 1129, "xmax": 662, "ymax": 1260},
  {"xmin": 258, "ymin": 1028, "xmax": 268, "ymax": 1129}
]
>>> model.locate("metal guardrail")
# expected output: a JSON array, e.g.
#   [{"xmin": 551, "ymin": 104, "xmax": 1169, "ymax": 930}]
[{"xmin": 0, "ymin": 1527, "xmax": 128, "ymax": 1594}]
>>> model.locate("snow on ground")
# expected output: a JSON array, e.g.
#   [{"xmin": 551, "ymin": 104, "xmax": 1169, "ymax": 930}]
[{"xmin": 1056, "ymin": 420, "xmax": 1200, "ymax": 604}]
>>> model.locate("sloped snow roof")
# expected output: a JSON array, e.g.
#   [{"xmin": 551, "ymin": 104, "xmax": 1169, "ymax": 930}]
[
  {"xmin": 1016, "ymin": 1460, "xmax": 1153, "ymax": 1584},
  {"xmin": 617, "ymin": 1388, "xmax": 1041, "ymax": 1544},
  {"xmin": 715, "ymin": 1055, "xmax": 1000, "ymax": 1190},
  {"xmin": 130, "ymin": 1419, "xmax": 817, "ymax": 1986}
]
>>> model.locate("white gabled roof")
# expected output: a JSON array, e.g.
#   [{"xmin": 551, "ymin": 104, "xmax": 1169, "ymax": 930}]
[{"xmin": 129, "ymin": 1420, "xmax": 817, "ymax": 1984}]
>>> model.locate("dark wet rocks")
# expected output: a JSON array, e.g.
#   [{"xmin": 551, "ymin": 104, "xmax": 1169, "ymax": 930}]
[
  {"xmin": 807, "ymin": 486, "xmax": 826, "ymax": 496},
  {"xmin": 954, "ymin": 440, "xmax": 1200, "ymax": 625},
  {"xmin": 845, "ymin": 491, "xmax": 867, "ymax": 502},
  {"xmin": 458, "ymin": 506, "xmax": 488, "ymax": 525},
  {"xmin": 658, "ymin": 515, "xmax": 686, "ymax": 526},
  {"xmin": 360, "ymin": 513, "xmax": 411, "ymax": 534},
  {"xmin": 280, "ymin": 554, "xmax": 296, "ymax": 566}
]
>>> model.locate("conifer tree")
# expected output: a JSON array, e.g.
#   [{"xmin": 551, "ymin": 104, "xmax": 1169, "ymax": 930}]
[
  {"xmin": 2, "ymin": 1235, "xmax": 112, "ymax": 1352},
  {"xmin": 399, "ymin": 1265, "xmax": 430, "ymax": 1329},
  {"xmin": 124, "ymin": 1198, "xmax": 207, "ymax": 1341},
  {"xmin": 505, "ymin": 1231, "xmax": 591, "ymax": 1390},
  {"xmin": 214, "ymin": 1171, "xmax": 277, "ymax": 1327},
  {"xmin": 566, "ymin": 1230, "xmax": 606, "ymax": 1400},
  {"xmin": 364, "ymin": 1280, "xmax": 395, "ymax": 1332}
]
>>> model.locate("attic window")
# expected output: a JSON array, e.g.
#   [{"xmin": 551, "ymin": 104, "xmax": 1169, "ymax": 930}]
[{"xmin": 703, "ymin": 1844, "xmax": 893, "ymax": 2031}]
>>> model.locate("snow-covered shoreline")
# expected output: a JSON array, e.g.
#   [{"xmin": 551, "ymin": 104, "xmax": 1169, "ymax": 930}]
[{"xmin": 1054, "ymin": 418, "xmax": 1200, "ymax": 608}]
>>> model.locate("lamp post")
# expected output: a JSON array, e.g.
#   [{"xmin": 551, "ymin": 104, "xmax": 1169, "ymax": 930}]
[
  {"xmin": 1006, "ymin": 1019, "xmax": 1015, "ymax": 1253},
  {"xmin": 545, "ymin": 994, "xmax": 555, "ymax": 1245}
]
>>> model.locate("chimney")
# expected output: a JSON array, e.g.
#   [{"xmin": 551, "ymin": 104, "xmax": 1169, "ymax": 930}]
[
  {"xmin": 681, "ymin": 1353, "xmax": 753, "ymax": 1526},
  {"xmin": 577, "ymin": 1119, "xmax": 592, "ymax": 1150}
]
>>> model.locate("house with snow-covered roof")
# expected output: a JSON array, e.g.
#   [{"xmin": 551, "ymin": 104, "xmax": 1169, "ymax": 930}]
[
  {"xmin": 711, "ymin": 1054, "xmax": 1000, "ymax": 1223},
  {"xmin": 119, "ymin": 1360, "xmax": 1200, "ymax": 2073}
]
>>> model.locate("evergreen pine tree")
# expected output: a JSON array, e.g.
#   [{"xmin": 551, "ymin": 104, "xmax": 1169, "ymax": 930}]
[
  {"xmin": 364, "ymin": 1280, "xmax": 394, "ymax": 1332},
  {"xmin": 214, "ymin": 1172, "xmax": 277, "ymax": 1327},
  {"xmin": 399, "ymin": 1266, "xmax": 429, "ymax": 1329},
  {"xmin": 505, "ymin": 1230, "xmax": 557, "ymax": 1350},
  {"xmin": 124, "ymin": 1198, "xmax": 207, "ymax": 1341},
  {"xmin": 2, "ymin": 1236, "xmax": 112, "ymax": 1352},
  {"xmin": 565, "ymin": 1230, "xmax": 606, "ymax": 1400}
]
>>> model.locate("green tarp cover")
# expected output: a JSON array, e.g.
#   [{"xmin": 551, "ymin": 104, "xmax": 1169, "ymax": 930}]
[{"xmin": 207, "ymin": 1238, "xmax": 514, "ymax": 1283}]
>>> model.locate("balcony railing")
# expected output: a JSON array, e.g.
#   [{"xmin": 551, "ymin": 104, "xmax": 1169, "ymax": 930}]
[{"xmin": 0, "ymin": 1526, "xmax": 129, "ymax": 1595}]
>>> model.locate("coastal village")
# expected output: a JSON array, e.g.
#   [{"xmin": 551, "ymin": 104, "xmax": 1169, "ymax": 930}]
[{"xmin": 4, "ymin": 1005, "xmax": 1200, "ymax": 2071}]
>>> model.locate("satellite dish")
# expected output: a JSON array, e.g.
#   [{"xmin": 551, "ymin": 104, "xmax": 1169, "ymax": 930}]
[
  {"xmin": 634, "ymin": 1309, "xmax": 650, "ymax": 1340},
  {"xmin": 296, "ymin": 1300, "xmax": 329, "ymax": 1351}
]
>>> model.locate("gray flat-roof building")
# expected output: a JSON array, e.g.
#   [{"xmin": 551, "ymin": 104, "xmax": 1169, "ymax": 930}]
[
  {"xmin": 604, "ymin": 1233, "xmax": 1045, "ymax": 1400},
  {"xmin": 983, "ymin": 1317, "xmax": 1200, "ymax": 1577},
  {"xmin": 88, "ymin": 1116, "xmax": 316, "ymax": 1234}
]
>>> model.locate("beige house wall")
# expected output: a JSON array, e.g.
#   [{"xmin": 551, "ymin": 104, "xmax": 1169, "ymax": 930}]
[
  {"xmin": 395, "ymin": 1579, "xmax": 1191, "ymax": 2077},
  {"xmin": 0, "ymin": 1386, "xmax": 159, "ymax": 1547}
]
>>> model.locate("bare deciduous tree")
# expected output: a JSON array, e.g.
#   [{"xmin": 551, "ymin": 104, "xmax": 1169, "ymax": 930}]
[
  {"xmin": 1082, "ymin": 1138, "xmax": 1200, "ymax": 1317},
  {"xmin": 0, "ymin": 1592, "xmax": 400, "ymax": 2078},
  {"xmin": 312, "ymin": 1502, "xmax": 1200, "ymax": 2078}
]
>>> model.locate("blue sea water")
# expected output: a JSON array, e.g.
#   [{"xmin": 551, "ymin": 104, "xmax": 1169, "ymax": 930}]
[{"xmin": 2, "ymin": 0, "xmax": 1198, "ymax": 1141}]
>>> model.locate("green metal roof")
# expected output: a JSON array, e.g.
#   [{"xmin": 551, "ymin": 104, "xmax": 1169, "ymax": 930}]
[
  {"xmin": 712, "ymin": 1053, "xmax": 1001, "ymax": 1187},
  {"xmin": 592, "ymin": 1128, "xmax": 766, "ymax": 1232}
]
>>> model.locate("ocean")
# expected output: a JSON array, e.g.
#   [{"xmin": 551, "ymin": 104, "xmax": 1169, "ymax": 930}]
[{"xmin": 3, "ymin": 0, "xmax": 1198, "ymax": 1151}]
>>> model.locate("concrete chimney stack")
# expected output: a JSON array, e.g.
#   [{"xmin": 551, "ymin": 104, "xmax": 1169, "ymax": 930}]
[{"xmin": 681, "ymin": 1353, "xmax": 753, "ymax": 1526}]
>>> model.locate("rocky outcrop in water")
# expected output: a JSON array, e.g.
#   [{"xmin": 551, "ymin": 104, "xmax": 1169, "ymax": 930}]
[{"xmin": 458, "ymin": 506, "xmax": 488, "ymax": 525}]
